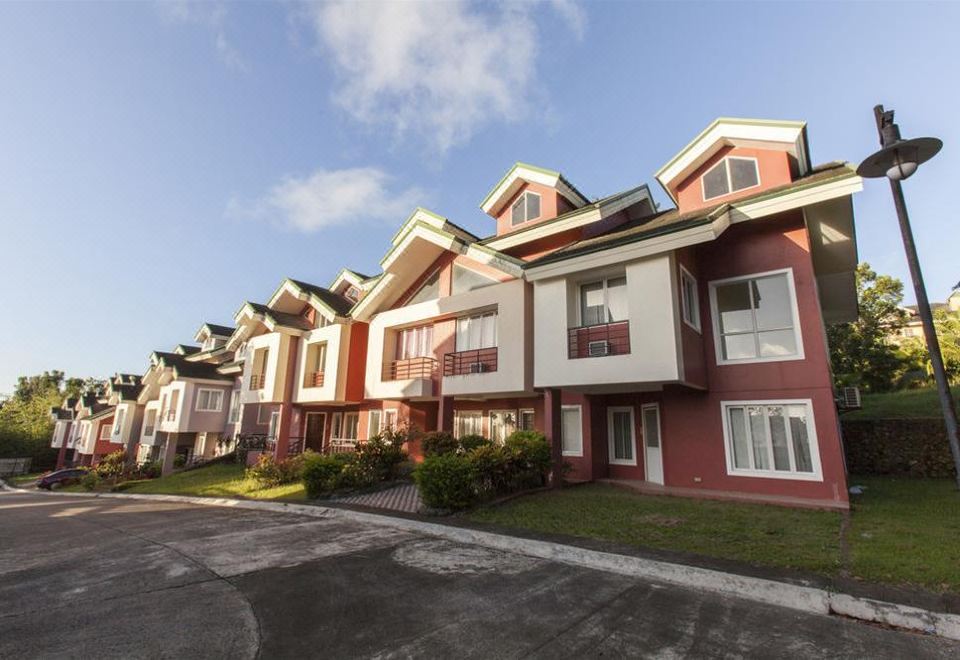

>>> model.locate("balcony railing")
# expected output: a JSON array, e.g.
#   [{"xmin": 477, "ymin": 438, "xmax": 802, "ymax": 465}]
[
  {"xmin": 304, "ymin": 371, "xmax": 325, "ymax": 388},
  {"xmin": 250, "ymin": 374, "xmax": 266, "ymax": 390},
  {"xmin": 143, "ymin": 426, "xmax": 155, "ymax": 437},
  {"xmin": 567, "ymin": 321, "xmax": 631, "ymax": 359},
  {"xmin": 164, "ymin": 410, "xmax": 177, "ymax": 422},
  {"xmin": 443, "ymin": 347, "xmax": 498, "ymax": 376},
  {"xmin": 382, "ymin": 356, "xmax": 437, "ymax": 381}
]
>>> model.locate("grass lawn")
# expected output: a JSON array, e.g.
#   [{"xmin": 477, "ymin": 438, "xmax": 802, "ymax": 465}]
[
  {"xmin": 848, "ymin": 475, "xmax": 960, "ymax": 593},
  {"xmin": 7, "ymin": 472, "xmax": 46, "ymax": 488},
  {"xmin": 843, "ymin": 386, "xmax": 960, "ymax": 420},
  {"xmin": 470, "ymin": 484, "xmax": 843, "ymax": 575},
  {"xmin": 469, "ymin": 479, "xmax": 960, "ymax": 593},
  {"xmin": 119, "ymin": 463, "xmax": 305, "ymax": 501}
]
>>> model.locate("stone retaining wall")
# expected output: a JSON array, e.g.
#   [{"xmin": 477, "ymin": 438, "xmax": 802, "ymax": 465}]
[{"xmin": 841, "ymin": 418, "xmax": 955, "ymax": 478}]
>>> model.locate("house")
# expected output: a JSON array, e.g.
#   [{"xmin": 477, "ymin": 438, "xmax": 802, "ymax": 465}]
[
  {"xmin": 135, "ymin": 323, "xmax": 237, "ymax": 472},
  {"xmin": 895, "ymin": 284, "xmax": 960, "ymax": 342},
  {"xmin": 228, "ymin": 277, "xmax": 361, "ymax": 455},
  {"xmin": 69, "ymin": 393, "xmax": 120, "ymax": 467},
  {"xmin": 105, "ymin": 374, "xmax": 144, "ymax": 463},
  {"xmin": 50, "ymin": 397, "xmax": 77, "ymax": 469}
]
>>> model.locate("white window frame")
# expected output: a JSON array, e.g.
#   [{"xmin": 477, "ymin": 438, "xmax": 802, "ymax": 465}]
[
  {"xmin": 384, "ymin": 409, "xmax": 398, "ymax": 430},
  {"xmin": 368, "ymin": 410, "xmax": 382, "ymax": 439},
  {"xmin": 454, "ymin": 411, "xmax": 483, "ymax": 439},
  {"xmin": 700, "ymin": 156, "xmax": 761, "ymax": 202},
  {"xmin": 405, "ymin": 268, "xmax": 441, "ymax": 306},
  {"xmin": 112, "ymin": 408, "xmax": 125, "ymax": 437},
  {"xmin": 561, "ymin": 405, "xmax": 583, "ymax": 457},
  {"xmin": 257, "ymin": 404, "xmax": 272, "ymax": 425},
  {"xmin": 708, "ymin": 267, "xmax": 805, "ymax": 366},
  {"xmin": 396, "ymin": 324, "xmax": 434, "ymax": 360},
  {"xmin": 720, "ymin": 399, "xmax": 823, "ymax": 482},
  {"xmin": 228, "ymin": 391, "xmax": 241, "ymax": 424},
  {"xmin": 511, "ymin": 190, "xmax": 542, "ymax": 226},
  {"xmin": 679, "ymin": 265, "xmax": 701, "ymax": 333},
  {"xmin": 607, "ymin": 406, "xmax": 637, "ymax": 466},
  {"xmin": 341, "ymin": 412, "xmax": 359, "ymax": 441},
  {"xmin": 578, "ymin": 276, "xmax": 628, "ymax": 327},
  {"xmin": 330, "ymin": 412, "xmax": 343, "ymax": 439},
  {"xmin": 455, "ymin": 311, "xmax": 498, "ymax": 352},
  {"xmin": 489, "ymin": 409, "xmax": 518, "ymax": 444},
  {"xmin": 99, "ymin": 422, "xmax": 113, "ymax": 441},
  {"xmin": 519, "ymin": 408, "xmax": 536, "ymax": 432},
  {"xmin": 195, "ymin": 388, "xmax": 224, "ymax": 413}
]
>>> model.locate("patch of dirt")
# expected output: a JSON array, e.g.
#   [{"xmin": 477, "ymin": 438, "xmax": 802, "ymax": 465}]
[{"xmin": 391, "ymin": 539, "xmax": 541, "ymax": 576}]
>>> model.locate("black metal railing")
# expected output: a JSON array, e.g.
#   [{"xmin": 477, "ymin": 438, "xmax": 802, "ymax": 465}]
[
  {"xmin": 567, "ymin": 321, "xmax": 630, "ymax": 359},
  {"xmin": 443, "ymin": 347, "xmax": 498, "ymax": 376},
  {"xmin": 382, "ymin": 356, "xmax": 437, "ymax": 381}
]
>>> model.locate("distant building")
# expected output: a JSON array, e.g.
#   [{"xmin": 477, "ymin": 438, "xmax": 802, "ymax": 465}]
[{"xmin": 894, "ymin": 284, "xmax": 960, "ymax": 343}]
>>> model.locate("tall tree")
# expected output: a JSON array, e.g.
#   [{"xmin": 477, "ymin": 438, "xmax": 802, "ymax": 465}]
[
  {"xmin": 900, "ymin": 308, "xmax": 960, "ymax": 385},
  {"xmin": 827, "ymin": 263, "xmax": 909, "ymax": 392}
]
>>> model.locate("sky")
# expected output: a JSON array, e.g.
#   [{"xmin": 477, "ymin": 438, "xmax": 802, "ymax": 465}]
[{"xmin": 1, "ymin": 0, "xmax": 958, "ymax": 394}]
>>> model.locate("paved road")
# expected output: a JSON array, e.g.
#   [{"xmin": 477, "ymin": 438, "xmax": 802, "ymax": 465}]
[{"xmin": 1, "ymin": 490, "xmax": 957, "ymax": 659}]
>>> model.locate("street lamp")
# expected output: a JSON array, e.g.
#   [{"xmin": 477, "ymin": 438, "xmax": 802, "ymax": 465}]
[{"xmin": 857, "ymin": 105, "xmax": 960, "ymax": 489}]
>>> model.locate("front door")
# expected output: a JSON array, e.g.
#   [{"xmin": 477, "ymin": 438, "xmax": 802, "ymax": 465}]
[
  {"xmin": 305, "ymin": 413, "xmax": 326, "ymax": 451},
  {"xmin": 642, "ymin": 403, "xmax": 663, "ymax": 485}
]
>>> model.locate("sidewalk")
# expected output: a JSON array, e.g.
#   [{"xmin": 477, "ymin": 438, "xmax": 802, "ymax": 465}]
[{"xmin": 4, "ymin": 478, "xmax": 959, "ymax": 641}]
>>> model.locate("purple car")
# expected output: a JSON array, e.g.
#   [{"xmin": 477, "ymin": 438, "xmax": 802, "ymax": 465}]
[{"xmin": 36, "ymin": 468, "xmax": 88, "ymax": 490}]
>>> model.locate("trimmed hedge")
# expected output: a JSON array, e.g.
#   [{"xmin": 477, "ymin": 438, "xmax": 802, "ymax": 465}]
[{"xmin": 301, "ymin": 427, "xmax": 410, "ymax": 498}]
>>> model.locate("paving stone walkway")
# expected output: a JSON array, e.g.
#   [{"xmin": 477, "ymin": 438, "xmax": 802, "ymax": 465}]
[{"xmin": 335, "ymin": 483, "xmax": 423, "ymax": 513}]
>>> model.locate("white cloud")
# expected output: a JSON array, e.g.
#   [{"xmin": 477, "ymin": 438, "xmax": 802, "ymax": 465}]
[
  {"xmin": 227, "ymin": 167, "xmax": 424, "ymax": 232},
  {"xmin": 156, "ymin": 1, "xmax": 247, "ymax": 71},
  {"xmin": 303, "ymin": 0, "xmax": 586, "ymax": 152}
]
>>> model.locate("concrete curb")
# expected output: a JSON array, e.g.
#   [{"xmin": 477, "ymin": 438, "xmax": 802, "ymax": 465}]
[{"xmin": 10, "ymin": 486, "xmax": 960, "ymax": 641}]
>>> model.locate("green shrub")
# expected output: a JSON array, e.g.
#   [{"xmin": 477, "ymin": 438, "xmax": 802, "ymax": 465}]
[
  {"xmin": 173, "ymin": 454, "xmax": 187, "ymax": 469},
  {"xmin": 95, "ymin": 450, "xmax": 127, "ymax": 480},
  {"xmin": 246, "ymin": 451, "xmax": 312, "ymax": 487},
  {"xmin": 302, "ymin": 453, "xmax": 346, "ymax": 498},
  {"xmin": 505, "ymin": 431, "xmax": 551, "ymax": 486},
  {"xmin": 81, "ymin": 471, "xmax": 100, "ymax": 491},
  {"xmin": 458, "ymin": 434, "xmax": 491, "ymax": 453},
  {"xmin": 354, "ymin": 435, "xmax": 406, "ymax": 481},
  {"xmin": 414, "ymin": 454, "xmax": 477, "ymax": 510},
  {"xmin": 336, "ymin": 460, "xmax": 377, "ymax": 490},
  {"xmin": 137, "ymin": 461, "xmax": 162, "ymax": 479},
  {"xmin": 421, "ymin": 431, "xmax": 458, "ymax": 457},
  {"xmin": 467, "ymin": 444, "xmax": 514, "ymax": 498}
]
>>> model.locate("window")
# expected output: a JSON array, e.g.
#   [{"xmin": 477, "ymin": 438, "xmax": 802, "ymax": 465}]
[
  {"xmin": 608, "ymin": 407, "xmax": 636, "ymax": 465},
  {"xmin": 345, "ymin": 285, "xmax": 361, "ymax": 302},
  {"xmin": 196, "ymin": 388, "xmax": 223, "ymax": 412},
  {"xmin": 368, "ymin": 410, "xmax": 381, "ymax": 438},
  {"xmin": 511, "ymin": 191, "xmax": 541, "ymax": 226},
  {"xmin": 489, "ymin": 410, "xmax": 517, "ymax": 444},
  {"xmin": 680, "ymin": 266, "xmax": 701, "ymax": 332},
  {"xmin": 384, "ymin": 409, "xmax": 398, "ymax": 430},
  {"xmin": 228, "ymin": 391, "xmax": 241, "ymax": 424},
  {"xmin": 561, "ymin": 406, "xmax": 582, "ymax": 456},
  {"xmin": 722, "ymin": 400, "xmax": 821, "ymax": 480},
  {"xmin": 519, "ymin": 409, "xmax": 535, "ymax": 432},
  {"xmin": 701, "ymin": 157, "xmax": 760, "ymax": 201},
  {"xmin": 99, "ymin": 423, "xmax": 112, "ymax": 440},
  {"xmin": 455, "ymin": 312, "xmax": 497, "ymax": 351},
  {"xmin": 331, "ymin": 412, "xmax": 342, "ymax": 439},
  {"xmin": 341, "ymin": 412, "xmax": 359, "ymax": 440},
  {"xmin": 451, "ymin": 264, "xmax": 499, "ymax": 295},
  {"xmin": 267, "ymin": 411, "xmax": 280, "ymax": 440},
  {"xmin": 710, "ymin": 269, "xmax": 803, "ymax": 364},
  {"xmin": 454, "ymin": 411, "xmax": 483, "ymax": 439},
  {"xmin": 396, "ymin": 324, "xmax": 434, "ymax": 360},
  {"xmin": 304, "ymin": 342, "xmax": 327, "ymax": 387},
  {"xmin": 257, "ymin": 404, "xmax": 272, "ymax": 425},
  {"xmin": 112, "ymin": 409, "xmax": 125, "ymax": 437},
  {"xmin": 407, "ymin": 270, "xmax": 440, "ymax": 305},
  {"xmin": 580, "ymin": 276, "xmax": 627, "ymax": 326},
  {"xmin": 143, "ymin": 410, "xmax": 156, "ymax": 437}
]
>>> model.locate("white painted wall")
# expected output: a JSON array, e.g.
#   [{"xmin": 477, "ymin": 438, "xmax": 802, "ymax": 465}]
[
  {"xmin": 533, "ymin": 253, "xmax": 682, "ymax": 388},
  {"xmin": 240, "ymin": 332, "xmax": 287, "ymax": 405},
  {"xmin": 293, "ymin": 323, "xmax": 347, "ymax": 403},
  {"xmin": 139, "ymin": 400, "xmax": 162, "ymax": 446}
]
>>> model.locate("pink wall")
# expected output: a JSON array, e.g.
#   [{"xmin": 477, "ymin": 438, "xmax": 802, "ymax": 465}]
[
  {"xmin": 493, "ymin": 181, "xmax": 572, "ymax": 237},
  {"xmin": 673, "ymin": 145, "xmax": 794, "ymax": 214}
]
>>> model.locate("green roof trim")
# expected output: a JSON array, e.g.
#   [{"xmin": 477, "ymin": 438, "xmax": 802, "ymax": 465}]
[{"xmin": 479, "ymin": 161, "xmax": 589, "ymax": 211}]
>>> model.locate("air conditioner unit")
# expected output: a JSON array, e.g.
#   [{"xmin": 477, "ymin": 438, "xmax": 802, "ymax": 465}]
[
  {"xmin": 840, "ymin": 386, "xmax": 862, "ymax": 410},
  {"xmin": 469, "ymin": 362, "xmax": 488, "ymax": 374},
  {"xmin": 588, "ymin": 340, "xmax": 611, "ymax": 357}
]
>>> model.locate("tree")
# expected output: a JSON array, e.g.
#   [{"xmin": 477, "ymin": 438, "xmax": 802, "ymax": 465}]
[
  {"xmin": 827, "ymin": 263, "xmax": 909, "ymax": 392},
  {"xmin": 900, "ymin": 308, "xmax": 960, "ymax": 385}
]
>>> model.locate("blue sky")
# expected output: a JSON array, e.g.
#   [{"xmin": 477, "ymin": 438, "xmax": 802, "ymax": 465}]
[{"xmin": 1, "ymin": 1, "xmax": 958, "ymax": 394}]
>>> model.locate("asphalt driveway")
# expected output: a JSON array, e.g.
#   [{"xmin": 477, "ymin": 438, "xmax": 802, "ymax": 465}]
[{"xmin": 1, "ymin": 490, "xmax": 957, "ymax": 659}]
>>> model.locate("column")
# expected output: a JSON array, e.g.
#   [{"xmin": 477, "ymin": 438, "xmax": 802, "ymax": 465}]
[
  {"xmin": 438, "ymin": 395, "xmax": 455, "ymax": 434},
  {"xmin": 544, "ymin": 388, "xmax": 563, "ymax": 488},
  {"xmin": 160, "ymin": 434, "xmax": 178, "ymax": 476},
  {"xmin": 55, "ymin": 422, "xmax": 70, "ymax": 470},
  {"xmin": 274, "ymin": 336, "xmax": 301, "ymax": 460}
]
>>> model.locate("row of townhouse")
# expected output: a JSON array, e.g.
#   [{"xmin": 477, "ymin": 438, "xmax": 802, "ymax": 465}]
[{"xmin": 51, "ymin": 117, "xmax": 863, "ymax": 509}]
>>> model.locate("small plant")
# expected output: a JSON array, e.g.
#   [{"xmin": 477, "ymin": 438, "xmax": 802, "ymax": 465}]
[
  {"xmin": 245, "ymin": 452, "xmax": 311, "ymax": 487},
  {"xmin": 468, "ymin": 444, "xmax": 514, "ymax": 497},
  {"xmin": 81, "ymin": 471, "xmax": 100, "ymax": 491},
  {"xmin": 95, "ymin": 450, "xmax": 126, "ymax": 481},
  {"xmin": 173, "ymin": 454, "xmax": 187, "ymax": 469},
  {"xmin": 138, "ymin": 461, "xmax": 162, "ymax": 479},
  {"xmin": 421, "ymin": 431, "xmax": 459, "ymax": 457},
  {"xmin": 458, "ymin": 434, "xmax": 491, "ymax": 453},
  {"xmin": 302, "ymin": 453, "xmax": 346, "ymax": 498},
  {"xmin": 353, "ymin": 435, "xmax": 407, "ymax": 481},
  {"xmin": 505, "ymin": 431, "xmax": 551, "ymax": 486},
  {"xmin": 414, "ymin": 454, "xmax": 477, "ymax": 511},
  {"xmin": 336, "ymin": 460, "xmax": 377, "ymax": 490}
]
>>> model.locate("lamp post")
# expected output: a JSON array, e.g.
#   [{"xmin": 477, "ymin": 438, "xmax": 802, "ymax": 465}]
[{"xmin": 857, "ymin": 105, "xmax": 960, "ymax": 489}]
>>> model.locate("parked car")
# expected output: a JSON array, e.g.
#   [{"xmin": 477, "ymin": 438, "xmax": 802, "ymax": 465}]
[{"xmin": 37, "ymin": 468, "xmax": 88, "ymax": 490}]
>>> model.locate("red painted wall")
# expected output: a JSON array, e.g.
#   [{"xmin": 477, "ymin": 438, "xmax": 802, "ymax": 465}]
[
  {"xmin": 673, "ymin": 145, "xmax": 794, "ymax": 214},
  {"xmin": 493, "ymin": 181, "xmax": 570, "ymax": 236},
  {"xmin": 344, "ymin": 322, "xmax": 369, "ymax": 402}
]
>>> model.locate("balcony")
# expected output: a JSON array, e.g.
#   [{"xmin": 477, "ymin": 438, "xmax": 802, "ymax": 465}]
[
  {"xmin": 382, "ymin": 357, "xmax": 437, "ymax": 381},
  {"xmin": 567, "ymin": 321, "xmax": 630, "ymax": 359},
  {"xmin": 143, "ymin": 425, "xmax": 155, "ymax": 437},
  {"xmin": 443, "ymin": 347, "xmax": 498, "ymax": 376},
  {"xmin": 164, "ymin": 410, "xmax": 177, "ymax": 422},
  {"xmin": 304, "ymin": 371, "xmax": 325, "ymax": 388},
  {"xmin": 250, "ymin": 374, "xmax": 266, "ymax": 390}
]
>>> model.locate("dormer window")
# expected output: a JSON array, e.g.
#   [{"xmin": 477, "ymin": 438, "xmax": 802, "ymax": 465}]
[
  {"xmin": 701, "ymin": 157, "xmax": 760, "ymax": 202},
  {"xmin": 344, "ymin": 286, "xmax": 361, "ymax": 302},
  {"xmin": 510, "ymin": 191, "xmax": 541, "ymax": 226}
]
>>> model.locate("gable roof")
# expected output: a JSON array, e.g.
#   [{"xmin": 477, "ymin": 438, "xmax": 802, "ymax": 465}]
[
  {"xmin": 150, "ymin": 351, "xmax": 234, "ymax": 382},
  {"xmin": 527, "ymin": 162, "xmax": 857, "ymax": 269},
  {"xmin": 480, "ymin": 162, "xmax": 590, "ymax": 216},
  {"xmin": 239, "ymin": 302, "xmax": 315, "ymax": 332},
  {"xmin": 287, "ymin": 279, "xmax": 354, "ymax": 316},
  {"xmin": 655, "ymin": 117, "xmax": 810, "ymax": 204}
]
